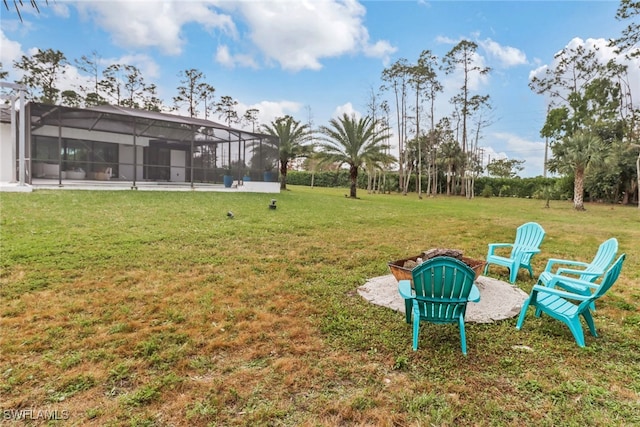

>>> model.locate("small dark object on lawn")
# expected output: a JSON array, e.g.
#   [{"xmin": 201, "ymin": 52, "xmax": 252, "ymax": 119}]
[
  {"xmin": 269, "ymin": 199, "xmax": 277, "ymax": 210},
  {"xmin": 227, "ymin": 211, "xmax": 234, "ymax": 219}
]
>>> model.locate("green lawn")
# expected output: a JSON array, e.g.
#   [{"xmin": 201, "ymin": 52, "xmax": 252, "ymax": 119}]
[{"xmin": 1, "ymin": 186, "xmax": 639, "ymax": 426}]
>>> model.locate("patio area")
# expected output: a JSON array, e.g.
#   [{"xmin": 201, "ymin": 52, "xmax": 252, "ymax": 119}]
[
  {"xmin": 1, "ymin": 178, "xmax": 279, "ymax": 193},
  {"xmin": 358, "ymin": 274, "xmax": 528, "ymax": 323}
]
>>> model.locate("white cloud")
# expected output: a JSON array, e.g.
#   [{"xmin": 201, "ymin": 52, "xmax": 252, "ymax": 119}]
[
  {"xmin": 333, "ymin": 102, "xmax": 361, "ymax": 119},
  {"xmin": 481, "ymin": 146, "xmax": 507, "ymax": 162},
  {"xmin": 215, "ymin": 45, "xmax": 258, "ymax": 69},
  {"xmin": 50, "ymin": 3, "xmax": 70, "ymax": 18},
  {"xmin": 236, "ymin": 100, "xmax": 304, "ymax": 129},
  {"xmin": 0, "ymin": 30, "xmax": 23, "ymax": 70},
  {"xmin": 215, "ymin": 45, "xmax": 233, "ymax": 68},
  {"xmin": 75, "ymin": 1, "xmax": 236, "ymax": 56},
  {"xmin": 490, "ymin": 132, "xmax": 546, "ymax": 178},
  {"xmin": 56, "ymin": 64, "xmax": 93, "ymax": 94},
  {"xmin": 69, "ymin": 1, "xmax": 395, "ymax": 71},
  {"xmin": 363, "ymin": 40, "xmax": 397, "ymax": 65},
  {"xmin": 99, "ymin": 54, "xmax": 161, "ymax": 79},
  {"xmin": 479, "ymin": 38, "xmax": 527, "ymax": 67},
  {"xmin": 435, "ymin": 35, "xmax": 458, "ymax": 45},
  {"xmin": 236, "ymin": 0, "xmax": 396, "ymax": 71},
  {"xmin": 528, "ymin": 64, "xmax": 547, "ymax": 81}
]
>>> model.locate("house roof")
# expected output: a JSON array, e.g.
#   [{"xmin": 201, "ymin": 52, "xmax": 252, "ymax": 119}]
[{"xmin": 26, "ymin": 102, "xmax": 277, "ymax": 147}]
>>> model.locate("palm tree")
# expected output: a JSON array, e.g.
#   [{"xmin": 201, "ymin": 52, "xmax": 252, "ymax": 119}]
[
  {"xmin": 317, "ymin": 113, "xmax": 394, "ymax": 198},
  {"xmin": 261, "ymin": 115, "xmax": 313, "ymax": 190},
  {"xmin": 3, "ymin": 0, "xmax": 45, "ymax": 21},
  {"xmin": 548, "ymin": 131, "xmax": 605, "ymax": 210},
  {"xmin": 438, "ymin": 140, "xmax": 463, "ymax": 196}
]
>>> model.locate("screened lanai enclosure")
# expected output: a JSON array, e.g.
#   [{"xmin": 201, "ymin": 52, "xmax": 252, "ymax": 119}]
[{"xmin": 19, "ymin": 102, "xmax": 279, "ymax": 188}]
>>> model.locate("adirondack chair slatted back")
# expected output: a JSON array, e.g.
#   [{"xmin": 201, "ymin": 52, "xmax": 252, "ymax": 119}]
[
  {"xmin": 582, "ymin": 238, "xmax": 618, "ymax": 281},
  {"xmin": 587, "ymin": 254, "xmax": 625, "ymax": 304},
  {"xmin": 412, "ymin": 257, "xmax": 476, "ymax": 324},
  {"xmin": 511, "ymin": 222, "xmax": 546, "ymax": 266}
]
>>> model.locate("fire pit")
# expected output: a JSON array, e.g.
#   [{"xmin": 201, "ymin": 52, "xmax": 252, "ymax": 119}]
[{"xmin": 388, "ymin": 248, "xmax": 486, "ymax": 282}]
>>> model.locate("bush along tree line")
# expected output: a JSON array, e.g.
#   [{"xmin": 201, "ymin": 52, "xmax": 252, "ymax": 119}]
[
  {"xmin": 1, "ymin": 1, "xmax": 638, "ymax": 203},
  {"xmin": 286, "ymin": 171, "xmax": 582, "ymax": 202}
]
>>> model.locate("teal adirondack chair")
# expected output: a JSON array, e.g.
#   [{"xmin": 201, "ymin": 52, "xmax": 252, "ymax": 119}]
[
  {"xmin": 516, "ymin": 254, "xmax": 625, "ymax": 347},
  {"xmin": 537, "ymin": 237, "xmax": 618, "ymax": 311},
  {"xmin": 398, "ymin": 256, "xmax": 480, "ymax": 355},
  {"xmin": 484, "ymin": 222, "xmax": 546, "ymax": 284}
]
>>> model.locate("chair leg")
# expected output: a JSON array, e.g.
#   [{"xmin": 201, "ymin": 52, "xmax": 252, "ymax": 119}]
[
  {"xmin": 516, "ymin": 298, "xmax": 531, "ymax": 330},
  {"xmin": 458, "ymin": 315, "xmax": 468, "ymax": 355},
  {"xmin": 509, "ymin": 267, "xmax": 518, "ymax": 284},
  {"xmin": 582, "ymin": 311, "xmax": 599, "ymax": 338},
  {"xmin": 566, "ymin": 318, "xmax": 586, "ymax": 347},
  {"xmin": 483, "ymin": 263, "xmax": 490, "ymax": 275},
  {"xmin": 405, "ymin": 299, "xmax": 412, "ymax": 324},
  {"xmin": 526, "ymin": 265, "xmax": 534, "ymax": 278},
  {"xmin": 411, "ymin": 303, "xmax": 420, "ymax": 351}
]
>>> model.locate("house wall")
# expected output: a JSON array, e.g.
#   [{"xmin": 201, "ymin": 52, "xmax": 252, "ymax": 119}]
[
  {"xmin": 170, "ymin": 150, "xmax": 186, "ymax": 182},
  {"xmin": 117, "ymin": 145, "xmax": 143, "ymax": 181},
  {"xmin": 33, "ymin": 126, "xmax": 197, "ymax": 182},
  {"xmin": 0, "ymin": 122, "xmax": 15, "ymax": 182},
  {"xmin": 33, "ymin": 125, "xmax": 153, "ymax": 146}
]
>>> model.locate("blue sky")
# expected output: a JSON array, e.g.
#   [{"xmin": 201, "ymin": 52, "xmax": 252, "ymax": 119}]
[{"xmin": 1, "ymin": 0, "xmax": 638, "ymax": 177}]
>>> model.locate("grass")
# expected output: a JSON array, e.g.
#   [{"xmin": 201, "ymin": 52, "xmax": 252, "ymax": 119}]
[{"xmin": 1, "ymin": 186, "xmax": 639, "ymax": 426}]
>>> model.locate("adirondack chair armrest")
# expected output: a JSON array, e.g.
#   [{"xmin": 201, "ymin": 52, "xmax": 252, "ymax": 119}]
[
  {"xmin": 487, "ymin": 243, "xmax": 513, "ymax": 255},
  {"xmin": 398, "ymin": 280, "xmax": 414, "ymax": 300},
  {"xmin": 532, "ymin": 285, "xmax": 591, "ymax": 301},
  {"xmin": 555, "ymin": 267, "xmax": 602, "ymax": 278},
  {"xmin": 544, "ymin": 258, "xmax": 590, "ymax": 273},
  {"xmin": 468, "ymin": 284, "xmax": 481, "ymax": 303},
  {"xmin": 547, "ymin": 275, "xmax": 600, "ymax": 290},
  {"xmin": 516, "ymin": 246, "xmax": 541, "ymax": 254}
]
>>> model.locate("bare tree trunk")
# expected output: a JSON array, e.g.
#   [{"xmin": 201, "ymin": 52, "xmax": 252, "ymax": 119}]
[
  {"xmin": 465, "ymin": 174, "xmax": 476, "ymax": 199},
  {"xmin": 426, "ymin": 156, "xmax": 431, "ymax": 196},
  {"xmin": 371, "ymin": 170, "xmax": 376, "ymax": 193},
  {"xmin": 403, "ymin": 165, "xmax": 413, "ymax": 194},
  {"xmin": 433, "ymin": 162, "xmax": 438, "ymax": 196},
  {"xmin": 383, "ymin": 172, "xmax": 387, "ymax": 194}
]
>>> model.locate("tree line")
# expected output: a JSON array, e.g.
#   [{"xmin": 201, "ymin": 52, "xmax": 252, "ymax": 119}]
[{"xmin": 1, "ymin": 0, "xmax": 638, "ymax": 205}]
